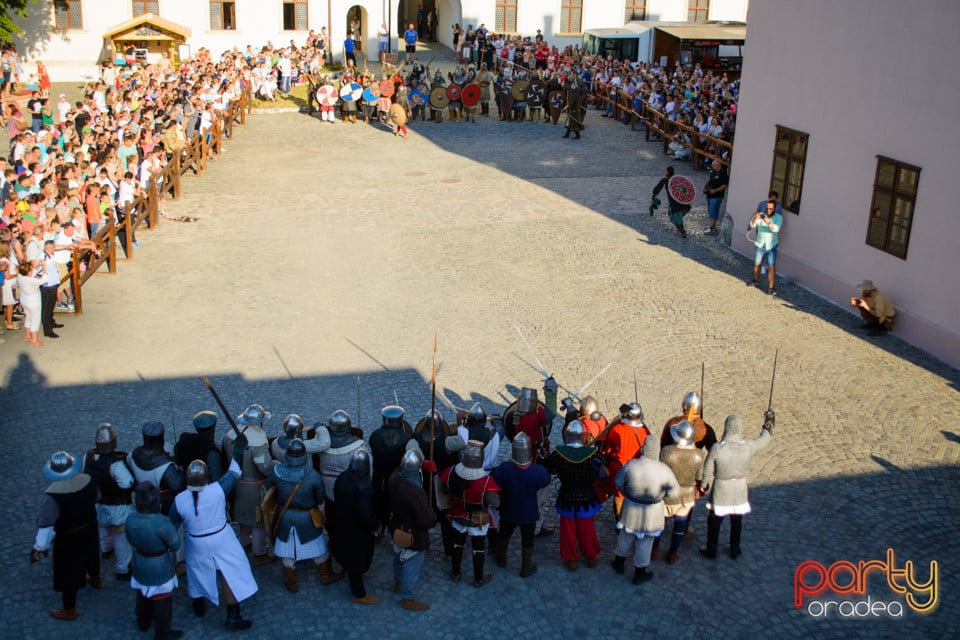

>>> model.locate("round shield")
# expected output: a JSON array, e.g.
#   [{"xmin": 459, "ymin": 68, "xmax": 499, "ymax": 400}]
[
  {"xmin": 362, "ymin": 87, "xmax": 379, "ymax": 103},
  {"xmin": 409, "ymin": 87, "xmax": 426, "ymax": 106},
  {"xmin": 502, "ymin": 399, "xmax": 550, "ymax": 441},
  {"xmin": 668, "ymin": 175, "xmax": 697, "ymax": 205},
  {"xmin": 339, "ymin": 82, "xmax": 363, "ymax": 102},
  {"xmin": 548, "ymin": 90, "xmax": 566, "ymax": 124},
  {"xmin": 512, "ymin": 79, "xmax": 530, "ymax": 102},
  {"xmin": 316, "ymin": 84, "xmax": 338, "ymax": 107},
  {"xmin": 527, "ymin": 79, "xmax": 547, "ymax": 107},
  {"xmin": 446, "ymin": 83, "xmax": 462, "ymax": 102},
  {"xmin": 461, "ymin": 83, "xmax": 481, "ymax": 108},
  {"xmin": 388, "ymin": 103, "xmax": 407, "ymax": 126},
  {"xmin": 380, "ymin": 79, "xmax": 395, "ymax": 97},
  {"xmin": 429, "ymin": 86, "xmax": 450, "ymax": 109}
]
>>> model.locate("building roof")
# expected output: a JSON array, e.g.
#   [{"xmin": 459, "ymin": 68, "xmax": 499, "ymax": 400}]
[
  {"xmin": 103, "ymin": 13, "xmax": 192, "ymax": 41},
  {"xmin": 654, "ymin": 23, "xmax": 746, "ymax": 42}
]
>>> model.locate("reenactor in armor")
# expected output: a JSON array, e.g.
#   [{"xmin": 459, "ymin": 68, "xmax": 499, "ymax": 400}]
[
  {"xmin": 561, "ymin": 76, "xmax": 585, "ymax": 139},
  {"xmin": 478, "ymin": 62, "xmax": 495, "ymax": 116},
  {"xmin": 128, "ymin": 422, "xmax": 186, "ymax": 516},
  {"xmin": 175, "ymin": 411, "xmax": 225, "ymax": 483},
  {"xmin": 318, "ymin": 410, "xmax": 368, "ymax": 543},
  {"xmin": 490, "ymin": 434, "xmax": 550, "ymax": 577},
  {"xmin": 388, "ymin": 448, "xmax": 437, "ymax": 611},
  {"xmin": 598, "ymin": 402, "xmax": 651, "ymax": 516},
  {"xmin": 612, "ymin": 436, "xmax": 680, "ymax": 584},
  {"xmin": 221, "ymin": 404, "xmax": 277, "ymax": 566},
  {"xmin": 563, "ymin": 396, "xmax": 609, "ymax": 445},
  {"xmin": 429, "ymin": 69, "xmax": 445, "ymax": 123},
  {"xmin": 265, "ymin": 438, "xmax": 342, "ymax": 593},
  {"xmin": 332, "ymin": 449, "xmax": 379, "ymax": 604},
  {"xmin": 270, "ymin": 413, "xmax": 331, "ymax": 467},
  {"xmin": 447, "ymin": 66, "xmax": 467, "ymax": 122},
  {"xmin": 369, "ymin": 405, "xmax": 414, "ymax": 536},
  {"xmin": 544, "ymin": 421, "xmax": 608, "ymax": 571},
  {"xmin": 456, "ymin": 403, "xmax": 500, "ymax": 471},
  {"xmin": 170, "ymin": 457, "xmax": 257, "ymax": 630},
  {"xmin": 439, "ymin": 441, "xmax": 501, "ymax": 587},
  {"xmin": 414, "ymin": 409, "xmax": 466, "ymax": 559},
  {"xmin": 31, "ymin": 451, "xmax": 102, "ymax": 621},
  {"xmin": 654, "ymin": 421, "xmax": 705, "ymax": 564},
  {"xmin": 83, "ymin": 423, "xmax": 135, "ymax": 580},
  {"xmin": 125, "ymin": 482, "xmax": 182, "ymax": 639},
  {"xmin": 661, "ymin": 391, "xmax": 718, "ymax": 452}
]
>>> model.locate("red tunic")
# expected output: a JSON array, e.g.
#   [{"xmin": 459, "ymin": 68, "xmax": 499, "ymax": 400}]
[
  {"xmin": 439, "ymin": 466, "xmax": 501, "ymax": 521},
  {"xmin": 597, "ymin": 422, "xmax": 649, "ymax": 502}
]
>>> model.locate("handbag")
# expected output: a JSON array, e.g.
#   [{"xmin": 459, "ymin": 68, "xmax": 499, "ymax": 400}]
[
  {"xmin": 392, "ymin": 526, "xmax": 414, "ymax": 548},
  {"xmin": 309, "ymin": 507, "xmax": 325, "ymax": 529}
]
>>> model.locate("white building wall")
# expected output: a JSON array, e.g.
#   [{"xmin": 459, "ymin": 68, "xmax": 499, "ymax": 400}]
[
  {"xmin": 727, "ymin": 0, "xmax": 960, "ymax": 367},
  {"xmin": 709, "ymin": 0, "xmax": 748, "ymax": 22},
  {"xmin": 645, "ymin": 0, "xmax": 687, "ymax": 22}
]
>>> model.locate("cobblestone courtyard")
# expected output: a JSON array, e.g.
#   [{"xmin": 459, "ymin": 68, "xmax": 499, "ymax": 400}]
[{"xmin": 1, "ymin": 66, "xmax": 958, "ymax": 638}]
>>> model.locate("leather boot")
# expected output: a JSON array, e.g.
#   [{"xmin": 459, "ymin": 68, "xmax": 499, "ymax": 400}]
[
  {"xmin": 351, "ymin": 594, "xmax": 380, "ymax": 605},
  {"xmin": 450, "ymin": 546, "xmax": 463, "ymax": 582},
  {"xmin": 666, "ymin": 550, "xmax": 679, "ymax": 565},
  {"xmin": 283, "ymin": 566, "xmax": 298, "ymax": 593},
  {"xmin": 136, "ymin": 592, "xmax": 152, "ymax": 631},
  {"xmin": 317, "ymin": 559, "xmax": 344, "ymax": 585},
  {"xmin": 192, "ymin": 598, "xmax": 206, "ymax": 617},
  {"xmin": 562, "ymin": 128, "xmax": 571, "ymax": 139},
  {"xmin": 632, "ymin": 566, "xmax": 654, "ymax": 585},
  {"xmin": 402, "ymin": 598, "xmax": 430, "ymax": 611},
  {"xmin": 700, "ymin": 513, "xmax": 720, "ymax": 559},
  {"xmin": 573, "ymin": 130, "xmax": 580, "ymax": 139},
  {"xmin": 494, "ymin": 537, "xmax": 508, "ymax": 568},
  {"xmin": 153, "ymin": 597, "xmax": 183, "ymax": 639},
  {"xmin": 564, "ymin": 560, "xmax": 577, "ymax": 572},
  {"xmin": 49, "ymin": 608, "xmax": 78, "ymax": 621},
  {"xmin": 650, "ymin": 537, "xmax": 660, "ymax": 561},
  {"xmin": 519, "ymin": 547, "xmax": 537, "ymax": 578},
  {"xmin": 224, "ymin": 604, "xmax": 253, "ymax": 631},
  {"xmin": 729, "ymin": 515, "xmax": 743, "ymax": 559},
  {"xmin": 610, "ymin": 555, "xmax": 626, "ymax": 575},
  {"xmin": 471, "ymin": 551, "xmax": 492, "ymax": 588}
]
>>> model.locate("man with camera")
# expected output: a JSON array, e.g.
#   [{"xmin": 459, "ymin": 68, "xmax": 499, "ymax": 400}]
[
  {"xmin": 851, "ymin": 280, "xmax": 895, "ymax": 335},
  {"xmin": 747, "ymin": 200, "xmax": 783, "ymax": 295}
]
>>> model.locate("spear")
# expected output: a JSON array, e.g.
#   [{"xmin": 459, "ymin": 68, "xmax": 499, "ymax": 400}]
[
  {"xmin": 201, "ymin": 376, "xmax": 242, "ymax": 437},
  {"xmin": 356, "ymin": 376, "xmax": 362, "ymax": 427},
  {"xmin": 700, "ymin": 362, "xmax": 705, "ymax": 419},
  {"xmin": 633, "ymin": 368, "xmax": 639, "ymax": 403},
  {"xmin": 767, "ymin": 349, "xmax": 779, "ymax": 411},
  {"xmin": 428, "ymin": 332, "xmax": 438, "ymax": 506}
]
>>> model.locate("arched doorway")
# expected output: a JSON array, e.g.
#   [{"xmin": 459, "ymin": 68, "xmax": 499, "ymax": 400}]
[{"xmin": 346, "ymin": 5, "xmax": 368, "ymax": 61}]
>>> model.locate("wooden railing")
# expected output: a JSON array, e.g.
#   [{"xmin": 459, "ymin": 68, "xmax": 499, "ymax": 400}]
[
  {"xmin": 55, "ymin": 93, "xmax": 250, "ymax": 315},
  {"xmin": 590, "ymin": 79, "xmax": 733, "ymax": 171}
]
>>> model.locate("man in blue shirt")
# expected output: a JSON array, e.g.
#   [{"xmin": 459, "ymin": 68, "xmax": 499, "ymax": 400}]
[
  {"xmin": 344, "ymin": 34, "xmax": 356, "ymax": 67},
  {"xmin": 748, "ymin": 201, "xmax": 783, "ymax": 295},
  {"xmin": 403, "ymin": 24, "xmax": 418, "ymax": 63}
]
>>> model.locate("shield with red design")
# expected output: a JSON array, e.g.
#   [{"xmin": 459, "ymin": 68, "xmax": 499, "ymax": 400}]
[
  {"xmin": 668, "ymin": 175, "xmax": 696, "ymax": 205},
  {"xmin": 461, "ymin": 83, "xmax": 481, "ymax": 107},
  {"xmin": 316, "ymin": 84, "xmax": 338, "ymax": 106},
  {"xmin": 446, "ymin": 83, "xmax": 462, "ymax": 102},
  {"xmin": 379, "ymin": 79, "xmax": 395, "ymax": 97}
]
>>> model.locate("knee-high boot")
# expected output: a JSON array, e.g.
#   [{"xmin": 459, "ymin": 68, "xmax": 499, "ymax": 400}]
[
  {"xmin": 729, "ymin": 515, "xmax": 743, "ymax": 558},
  {"xmin": 153, "ymin": 596, "xmax": 183, "ymax": 639},
  {"xmin": 472, "ymin": 551, "xmax": 492, "ymax": 588},
  {"xmin": 700, "ymin": 512, "xmax": 721, "ymax": 559},
  {"xmin": 450, "ymin": 546, "xmax": 463, "ymax": 582}
]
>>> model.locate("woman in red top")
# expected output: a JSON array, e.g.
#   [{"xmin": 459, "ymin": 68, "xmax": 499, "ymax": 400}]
[{"xmin": 37, "ymin": 60, "xmax": 50, "ymax": 97}]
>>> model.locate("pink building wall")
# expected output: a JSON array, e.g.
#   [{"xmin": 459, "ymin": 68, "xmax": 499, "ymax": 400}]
[{"xmin": 726, "ymin": 0, "xmax": 960, "ymax": 368}]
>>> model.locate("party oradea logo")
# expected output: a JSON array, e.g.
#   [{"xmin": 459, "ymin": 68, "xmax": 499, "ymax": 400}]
[{"xmin": 794, "ymin": 549, "xmax": 938, "ymax": 618}]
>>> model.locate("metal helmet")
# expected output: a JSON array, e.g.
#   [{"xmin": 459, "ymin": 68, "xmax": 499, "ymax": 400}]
[
  {"xmin": 43, "ymin": 451, "xmax": 81, "ymax": 481},
  {"xmin": 134, "ymin": 481, "xmax": 161, "ymax": 514},
  {"xmin": 95, "ymin": 423, "xmax": 118, "ymax": 455},
  {"xmin": 400, "ymin": 448, "xmax": 423, "ymax": 475},
  {"xmin": 563, "ymin": 419, "xmax": 587, "ymax": 446},
  {"xmin": 192, "ymin": 410, "xmax": 217, "ymax": 431},
  {"xmin": 517, "ymin": 387, "xmax": 539, "ymax": 414},
  {"xmin": 462, "ymin": 440, "xmax": 485, "ymax": 469},
  {"xmin": 283, "ymin": 414, "xmax": 305, "ymax": 438},
  {"xmin": 670, "ymin": 420, "xmax": 696, "ymax": 447},
  {"xmin": 682, "ymin": 392, "xmax": 702, "ymax": 418},
  {"xmin": 466, "ymin": 402, "xmax": 487, "ymax": 429},
  {"xmin": 511, "ymin": 432, "xmax": 533, "ymax": 466},
  {"xmin": 381, "ymin": 405, "xmax": 405, "ymax": 429},
  {"xmin": 284, "ymin": 438, "xmax": 308, "ymax": 468},
  {"xmin": 236, "ymin": 404, "xmax": 270, "ymax": 426},
  {"xmin": 348, "ymin": 448, "xmax": 370, "ymax": 474},
  {"xmin": 621, "ymin": 402, "xmax": 645, "ymax": 427},
  {"xmin": 328, "ymin": 410, "xmax": 352, "ymax": 436},
  {"xmin": 579, "ymin": 396, "xmax": 601, "ymax": 420},
  {"xmin": 186, "ymin": 459, "xmax": 210, "ymax": 491}
]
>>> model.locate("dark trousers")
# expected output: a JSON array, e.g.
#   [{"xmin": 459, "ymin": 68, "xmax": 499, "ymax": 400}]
[
  {"xmin": 346, "ymin": 570, "xmax": 366, "ymax": 598},
  {"xmin": 498, "ymin": 521, "xmax": 534, "ymax": 550},
  {"xmin": 706, "ymin": 512, "xmax": 743, "ymax": 550},
  {"xmin": 40, "ymin": 285, "xmax": 57, "ymax": 334}
]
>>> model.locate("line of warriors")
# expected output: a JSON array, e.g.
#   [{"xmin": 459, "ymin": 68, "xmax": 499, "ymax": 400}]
[{"xmin": 31, "ymin": 384, "xmax": 774, "ymax": 636}]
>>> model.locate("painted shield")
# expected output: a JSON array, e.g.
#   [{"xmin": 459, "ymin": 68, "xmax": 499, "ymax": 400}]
[
  {"xmin": 446, "ymin": 83, "xmax": 463, "ymax": 102},
  {"xmin": 409, "ymin": 86, "xmax": 427, "ymax": 106},
  {"xmin": 461, "ymin": 82, "xmax": 481, "ymax": 107},
  {"xmin": 429, "ymin": 86, "xmax": 450, "ymax": 109},
  {"xmin": 362, "ymin": 87, "xmax": 380, "ymax": 103},
  {"xmin": 548, "ymin": 90, "xmax": 566, "ymax": 124},
  {"xmin": 668, "ymin": 175, "xmax": 697, "ymax": 205},
  {"xmin": 316, "ymin": 84, "xmax": 338, "ymax": 107},
  {"xmin": 527, "ymin": 79, "xmax": 547, "ymax": 107},
  {"xmin": 388, "ymin": 103, "xmax": 407, "ymax": 126},
  {"xmin": 512, "ymin": 79, "xmax": 530, "ymax": 102},
  {"xmin": 339, "ymin": 82, "xmax": 363, "ymax": 102},
  {"xmin": 379, "ymin": 79, "xmax": 396, "ymax": 97}
]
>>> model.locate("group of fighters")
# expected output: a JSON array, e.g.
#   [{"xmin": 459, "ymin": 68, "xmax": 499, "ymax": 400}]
[
  {"xmin": 31, "ymin": 379, "xmax": 774, "ymax": 636},
  {"xmin": 311, "ymin": 58, "xmax": 588, "ymax": 139}
]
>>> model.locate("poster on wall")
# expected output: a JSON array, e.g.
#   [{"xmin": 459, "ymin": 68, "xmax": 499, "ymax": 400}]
[
  {"xmin": 178, "ymin": 44, "xmax": 191, "ymax": 63},
  {"xmin": 659, "ymin": 56, "xmax": 668, "ymax": 67}
]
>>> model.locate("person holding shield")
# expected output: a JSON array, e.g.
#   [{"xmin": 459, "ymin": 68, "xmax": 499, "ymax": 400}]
[{"xmin": 652, "ymin": 166, "xmax": 694, "ymax": 238}]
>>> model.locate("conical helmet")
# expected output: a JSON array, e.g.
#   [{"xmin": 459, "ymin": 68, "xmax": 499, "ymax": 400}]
[{"xmin": 95, "ymin": 423, "xmax": 117, "ymax": 455}]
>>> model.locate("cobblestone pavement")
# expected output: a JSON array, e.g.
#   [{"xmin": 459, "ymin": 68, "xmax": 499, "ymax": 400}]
[{"xmin": 1, "ymin": 44, "xmax": 958, "ymax": 639}]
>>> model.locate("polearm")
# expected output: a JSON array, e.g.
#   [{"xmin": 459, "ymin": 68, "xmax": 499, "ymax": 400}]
[
  {"xmin": 168, "ymin": 389, "xmax": 178, "ymax": 447},
  {"xmin": 700, "ymin": 362, "xmax": 705, "ymax": 419},
  {"xmin": 767, "ymin": 349, "xmax": 779, "ymax": 411},
  {"xmin": 201, "ymin": 376, "xmax": 242, "ymax": 437},
  {"xmin": 514, "ymin": 323, "xmax": 550, "ymax": 381},
  {"xmin": 356, "ymin": 376, "xmax": 362, "ymax": 427},
  {"xmin": 428, "ymin": 332, "xmax": 438, "ymax": 506},
  {"xmin": 633, "ymin": 368, "xmax": 639, "ymax": 403}
]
